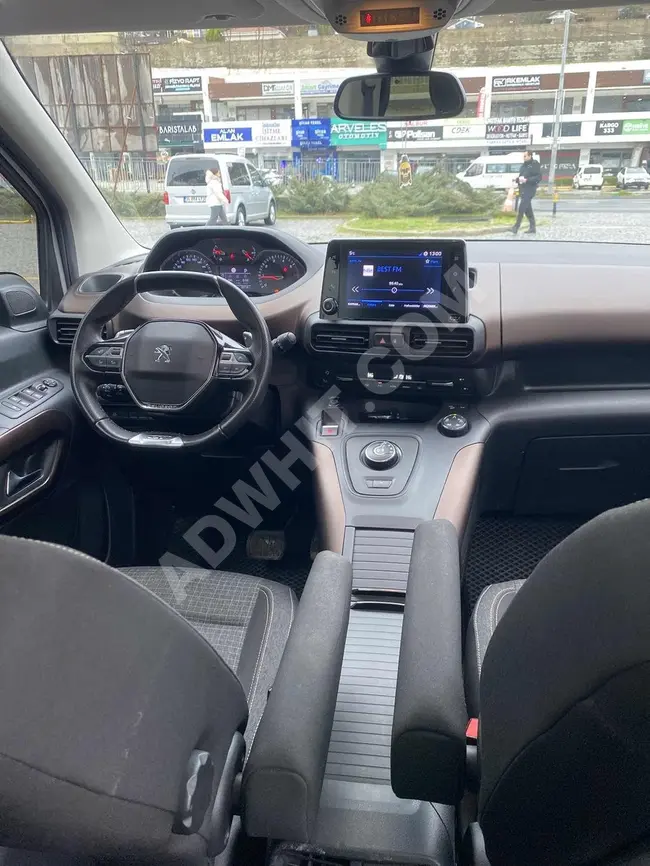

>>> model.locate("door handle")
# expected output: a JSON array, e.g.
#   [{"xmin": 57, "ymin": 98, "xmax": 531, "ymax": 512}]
[{"xmin": 6, "ymin": 466, "xmax": 44, "ymax": 497}]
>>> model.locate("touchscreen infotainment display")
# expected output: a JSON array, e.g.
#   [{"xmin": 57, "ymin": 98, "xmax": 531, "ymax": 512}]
[
  {"xmin": 345, "ymin": 248, "xmax": 443, "ymax": 312},
  {"xmin": 334, "ymin": 239, "xmax": 467, "ymax": 322}
]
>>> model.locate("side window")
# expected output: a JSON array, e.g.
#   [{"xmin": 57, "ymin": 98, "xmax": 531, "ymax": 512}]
[
  {"xmin": 0, "ymin": 174, "xmax": 40, "ymax": 292},
  {"xmin": 249, "ymin": 167, "xmax": 266, "ymax": 187},
  {"xmin": 465, "ymin": 163, "xmax": 483, "ymax": 177},
  {"xmin": 227, "ymin": 162, "xmax": 251, "ymax": 186}
]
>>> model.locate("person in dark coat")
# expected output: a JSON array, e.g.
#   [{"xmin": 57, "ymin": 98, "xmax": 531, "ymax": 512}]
[{"xmin": 511, "ymin": 151, "xmax": 542, "ymax": 235}]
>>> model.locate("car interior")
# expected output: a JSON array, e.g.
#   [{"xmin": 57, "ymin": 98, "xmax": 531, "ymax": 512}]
[{"xmin": 1, "ymin": 0, "xmax": 650, "ymax": 862}]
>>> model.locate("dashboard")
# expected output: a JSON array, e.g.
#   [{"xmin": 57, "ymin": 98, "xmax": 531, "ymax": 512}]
[{"xmin": 144, "ymin": 231, "xmax": 306, "ymax": 299}]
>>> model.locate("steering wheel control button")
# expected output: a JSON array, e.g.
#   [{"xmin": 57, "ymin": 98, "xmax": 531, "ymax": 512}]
[
  {"xmin": 122, "ymin": 321, "xmax": 217, "ymax": 410},
  {"xmin": 218, "ymin": 350, "xmax": 252, "ymax": 379},
  {"xmin": 362, "ymin": 440, "xmax": 401, "ymax": 471},
  {"xmin": 84, "ymin": 344, "xmax": 124, "ymax": 372},
  {"xmin": 321, "ymin": 297, "xmax": 338, "ymax": 315},
  {"xmin": 438, "ymin": 413, "xmax": 470, "ymax": 437}
]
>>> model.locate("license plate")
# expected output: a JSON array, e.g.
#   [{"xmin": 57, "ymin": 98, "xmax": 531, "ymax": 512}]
[{"xmin": 184, "ymin": 196, "xmax": 205, "ymax": 203}]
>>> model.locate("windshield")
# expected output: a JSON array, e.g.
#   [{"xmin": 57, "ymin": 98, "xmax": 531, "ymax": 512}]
[{"xmin": 5, "ymin": 10, "xmax": 650, "ymax": 247}]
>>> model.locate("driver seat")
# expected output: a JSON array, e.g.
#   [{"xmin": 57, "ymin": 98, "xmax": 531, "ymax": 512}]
[{"xmin": 0, "ymin": 536, "xmax": 296, "ymax": 864}]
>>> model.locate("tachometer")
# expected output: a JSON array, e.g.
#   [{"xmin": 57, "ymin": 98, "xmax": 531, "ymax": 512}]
[
  {"xmin": 256, "ymin": 253, "xmax": 302, "ymax": 295},
  {"xmin": 161, "ymin": 250, "xmax": 215, "ymax": 274}
]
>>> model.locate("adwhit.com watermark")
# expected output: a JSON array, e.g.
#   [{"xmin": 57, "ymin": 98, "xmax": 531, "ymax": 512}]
[{"xmin": 161, "ymin": 267, "xmax": 471, "ymax": 603}]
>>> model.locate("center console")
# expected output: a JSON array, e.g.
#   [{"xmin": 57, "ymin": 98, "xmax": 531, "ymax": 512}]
[{"xmin": 269, "ymin": 239, "xmax": 489, "ymax": 864}]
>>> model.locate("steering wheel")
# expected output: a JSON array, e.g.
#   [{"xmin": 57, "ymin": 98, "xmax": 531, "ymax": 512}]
[{"xmin": 70, "ymin": 271, "xmax": 272, "ymax": 450}]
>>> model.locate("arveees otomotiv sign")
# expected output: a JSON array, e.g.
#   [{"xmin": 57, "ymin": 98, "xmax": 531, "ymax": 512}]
[{"xmin": 330, "ymin": 121, "xmax": 387, "ymax": 147}]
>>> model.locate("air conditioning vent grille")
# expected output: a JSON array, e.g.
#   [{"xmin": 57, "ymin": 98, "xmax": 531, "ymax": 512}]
[
  {"xmin": 54, "ymin": 317, "xmax": 83, "ymax": 346},
  {"xmin": 311, "ymin": 325, "xmax": 369, "ymax": 354},
  {"xmin": 408, "ymin": 326, "xmax": 474, "ymax": 358}
]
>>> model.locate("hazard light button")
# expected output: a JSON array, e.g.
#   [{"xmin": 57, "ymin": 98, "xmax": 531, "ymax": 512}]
[{"xmin": 372, "ymin": 332, "xmax": 404, "ymax": 349}]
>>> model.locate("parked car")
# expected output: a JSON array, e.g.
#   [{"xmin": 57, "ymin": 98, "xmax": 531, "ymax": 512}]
[
  {"xmin": 616, "ymin": 166, "xmax": 650, "ymax": 189},
  {"xmin": 163, "ymin": 153, "xmax": 277, "ymax": 228},
  {"xmin": 572, "ymin": 164, "xmax": 605, "ymax": 190},
  {"xmin": 260, "ymin": 167, "xmax": 283, "ymax": 186}
]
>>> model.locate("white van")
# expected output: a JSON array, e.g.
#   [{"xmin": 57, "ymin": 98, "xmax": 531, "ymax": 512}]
[
  {"xmin": 163, "ymin": 153, "xmax": 277, "ymax": 229},
  {"xmin": 456, "ymin": 152, "xmax": 527, "ymax": 190},
  {"xmin": 573, "ymin": 164, "xmax": 605, "ymax": 190}
]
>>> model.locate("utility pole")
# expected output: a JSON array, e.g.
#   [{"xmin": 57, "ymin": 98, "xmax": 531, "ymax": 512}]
[{"xmin": 547, "ymin": 9, "xmax": 573, "ymax": 194}]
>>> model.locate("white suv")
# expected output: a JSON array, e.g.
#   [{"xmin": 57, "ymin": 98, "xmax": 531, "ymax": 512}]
[
  {"xmin": 572, "ymin": 165, "xmax": 604, "ymax": 190},
  {"xmin": 163, "ymin": 154, "xmax": 277, "ymax": 229},
  {"xmin": 616, "ymin": 166, "xmax": 650, "ymax": 190}
]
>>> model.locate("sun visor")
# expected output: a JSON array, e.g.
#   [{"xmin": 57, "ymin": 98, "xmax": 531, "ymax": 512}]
[{"xmin": 0, "ymin": 0, "xmax": 267, "ymax": 36}]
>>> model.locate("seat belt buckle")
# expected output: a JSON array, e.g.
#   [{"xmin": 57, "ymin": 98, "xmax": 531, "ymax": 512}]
[{"xmin": 466, "ymin": 717, "xmax": 479, "ymax": 744}]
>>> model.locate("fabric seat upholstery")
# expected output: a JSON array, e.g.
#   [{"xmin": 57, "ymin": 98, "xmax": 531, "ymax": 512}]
[
  {"xmin": 465, "ymin": 579, "xmax": 525, "ymax": 715},
  {"xmin": 122, "ymin": 567, "xmax": 295, "ymax": 748}
]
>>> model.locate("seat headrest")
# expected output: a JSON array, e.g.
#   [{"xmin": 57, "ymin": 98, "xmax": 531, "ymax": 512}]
[
  {"xmin": 479, "ymin": 500, "xmax": 650, "ymax": 866},
  {"xmin": 0, "ymin": 536, "xmax": 247, "ymax": 862}
]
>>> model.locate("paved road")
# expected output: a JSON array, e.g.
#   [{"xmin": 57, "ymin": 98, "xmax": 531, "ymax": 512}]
[
  {"xmin": 3, "ymin": 203, "xmax": 650, "ymax": 289},
  {"xmin": 536, "ymin": 193, "xmax": 650, "ymax": 215}
]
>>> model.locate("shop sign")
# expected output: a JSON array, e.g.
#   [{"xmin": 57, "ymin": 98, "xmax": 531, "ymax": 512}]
[
  {"xmin": 492, "ymin": 74, "xmax": 541, "ymax": 91},
  {"xmin": 387, "ymin": 124, "xmax": 442, "ymax": 142},
  {"xmin": 330, "ymin": 121, "xmax": 387, "ymax": 147},
  {"xmin": 486, "ymin": 120, "xmax": 530, "ymax": 141},
  {"xmin": 292, "ymin": 118, "xmax": 331, "ymax": 147},
  {"xmin": 203, "ymin": 124, "xmax": 253, "ymax": 144},
  {"xmin": 153, "ymin": 75, "xmax": 202, "ymax": 94},
  {"xmin": 300, "ymin": 80, "xmax": 341, "ymax": 96},
  {"xmin": 251, "ymin": 119, "xmax": 291, "ymax": 146},
  {"xmin": 443, "ymin": 123, "xmax": 486, "ymax": 139},
  {"xmin": 595, "ymin": 120, "xmax": 622, "ymax": 135},
  {"xmin": 158, "ymin": 114, "xmax": 202, "ymax": 147},
  {"xmin": 622, "ymin": 118, "xmax": 650, "ymax": 135},
  {"xmin": 262, "ymin": 81, "xmax": 294, "ymax": 97}
]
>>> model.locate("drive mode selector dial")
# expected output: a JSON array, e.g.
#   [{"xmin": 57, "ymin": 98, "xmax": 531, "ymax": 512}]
[{"xmin": 362, "ymin": 440, "xmax": 401, "ymax": 471}]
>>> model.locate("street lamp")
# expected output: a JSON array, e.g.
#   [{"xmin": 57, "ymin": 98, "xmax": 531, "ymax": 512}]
[{"xmin": 547, "ymin": 9, "xmax": 575, "ymax": 194}]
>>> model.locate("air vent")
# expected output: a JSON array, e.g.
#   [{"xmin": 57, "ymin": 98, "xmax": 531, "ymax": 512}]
[
  {"xmin": 408, "ymin": 326, "xmax": 474, "ymax": 358},
  {"xmin": 311, "ymin": 324, "xmax": 369, "ymax": 354},
  {"xmin": 53, "ymin": 316, "xmax": 82, "ymax": 346},
  {"xmin": 469, "ymin": 267, "xmax": 477, "ymax": 288}
]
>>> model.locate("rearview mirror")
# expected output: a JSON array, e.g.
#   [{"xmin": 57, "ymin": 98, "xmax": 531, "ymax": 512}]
[{"xmin": 334, "ymin": 72, "xmax": 466, "ymax": 121}]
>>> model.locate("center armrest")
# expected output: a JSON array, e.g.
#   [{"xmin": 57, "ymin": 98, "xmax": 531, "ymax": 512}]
[
  {"xmin": 391, "ymin": 519, "xmax": 468, "ymax": 805},
  {"xmin": 242, "ymin": 550, "xmax": 352, "ymax": 842}
]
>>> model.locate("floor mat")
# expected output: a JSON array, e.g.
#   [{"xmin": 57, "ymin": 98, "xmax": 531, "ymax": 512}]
[
  {"xmin": 165, "ymin": 512, "xmax": 314, "ymax": 597},
  {"xmin": 463, "ymin": 515, "xmax": 584, "ymax": 612}
]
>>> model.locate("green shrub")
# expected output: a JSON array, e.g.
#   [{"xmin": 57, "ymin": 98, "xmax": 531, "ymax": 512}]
[
  {"xmin": 0, "ymin": 188, "xmax": 33, "ymax": 220},
  {"xmin": 352, "ymin": 171, "xmax": 502, "ymax": 220},
  {"xmin": 102, "ymin": 191, "xmax": 165, "ymax": 218},
  {"xmin": 283, "ymin": 177, "xmax": 350, "ymax": 214}
]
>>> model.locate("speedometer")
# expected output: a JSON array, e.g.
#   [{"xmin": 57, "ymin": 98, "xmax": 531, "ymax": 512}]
[
  {"xmin": 161, "ymin": 250, "xmax": 215, "ymax": 274},
  {"xmin": 256, "ymin": 253, "xmax": 302, "ymax": 295}
]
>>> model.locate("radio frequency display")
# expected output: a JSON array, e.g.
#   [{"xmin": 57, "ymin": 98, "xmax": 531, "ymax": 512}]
[{"xmin": 345, "ymin": 249, "xmax": 442, "ymax": 312}]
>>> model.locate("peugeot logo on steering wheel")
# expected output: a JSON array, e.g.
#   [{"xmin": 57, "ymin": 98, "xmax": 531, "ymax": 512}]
[{"xmin": 154, "ymin": 344, "xmax": 172, "ymax": 364}]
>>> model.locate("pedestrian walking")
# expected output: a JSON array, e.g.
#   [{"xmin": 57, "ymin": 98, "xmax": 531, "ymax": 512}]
[
  {"xmin": 205, "ymin": 168, "xmax": 228, "ymax": 226},
  {"xmin": 511, "ymin": 150, "xmax": 541, "ymax": 235}
]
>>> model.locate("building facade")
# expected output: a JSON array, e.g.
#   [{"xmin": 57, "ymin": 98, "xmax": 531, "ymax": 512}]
[{"xmin": 151, "ymin": 60, "xmax": 650, "ymax": 179}]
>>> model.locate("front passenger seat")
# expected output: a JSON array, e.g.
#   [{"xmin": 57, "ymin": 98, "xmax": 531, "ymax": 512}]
[{"xmin": 466, "ymin": 500, "xmax": 650, "ymax": 866}]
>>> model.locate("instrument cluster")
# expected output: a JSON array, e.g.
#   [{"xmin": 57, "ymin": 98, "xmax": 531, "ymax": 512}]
[{"xmin": 160, "ymin": 238, "xmax": 305, "ymax": 298}]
